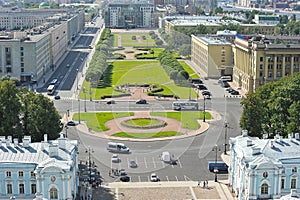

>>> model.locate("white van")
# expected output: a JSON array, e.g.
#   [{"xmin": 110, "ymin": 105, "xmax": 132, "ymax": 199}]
[
  {"xmin": 107, "ymin": 142, "xmax": 130, "ymax": 153},
  {"xmin": 218, "ymin": 76, "xmax": 232, "ymax": 82},
  {"xmin": 161, "ymin": 151, "xmax": 171, "ymax": 163}
]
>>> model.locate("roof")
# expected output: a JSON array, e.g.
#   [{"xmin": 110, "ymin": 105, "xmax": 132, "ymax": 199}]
[
  {"xmin": 0, "ymin": 137, "xmax": 77, "ymax": 170},
  {"xmin": 231, "ymin": 132, "xmax": 300, "ymax": 169},
  {"xmin": 194, "ymin": 36, "xmax": 232, "ymax": 46}
]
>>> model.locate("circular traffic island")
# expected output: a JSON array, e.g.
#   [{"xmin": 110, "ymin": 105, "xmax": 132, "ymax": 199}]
[{"xmin": 121, "ymin": 118, "xmax": 167, "ymax": 129}]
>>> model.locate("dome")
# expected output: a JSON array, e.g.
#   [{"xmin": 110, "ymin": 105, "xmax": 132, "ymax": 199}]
[{"xmin": 39, "ymin": 2, "xmax": 50, "ymax": 9}]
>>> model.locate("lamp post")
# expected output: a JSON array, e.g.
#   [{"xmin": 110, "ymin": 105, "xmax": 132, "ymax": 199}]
[
  {"xmin": 78, "ymin": 97, "xmax": 81, "ymax": 124},
  {"xmin": 76, "ymin": 68, "xmax": 79, "ymax": 90},
  {"xmin": 65, "ymin": 125, "xmax": 68, "ymax": 138},
  {"xmin": 85, "ymin": 146, "xmax": 94, "ymax": 184},
  {"xmin": 224, "ymin": 121, "xmax": 229, "ymax": 155},
  {"xmin": 212, "ymin": 144, "xmax": 220, "ymax": 182},
  {"xmin": 83, "ymin": 87, "xmax": 87, "ymax": 112},
  {"xmin": 89, "ymin": 78, "xmax": 92, "ymax": 101},
  {"xmin": 203, "ymin": 96, "xmax": 206, "ymax": 122}
]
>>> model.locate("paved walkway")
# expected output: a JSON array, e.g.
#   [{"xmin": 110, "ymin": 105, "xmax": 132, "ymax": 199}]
[{"xmin": 93, "ymin": 180, "xmax": 235, "ymax": 200}]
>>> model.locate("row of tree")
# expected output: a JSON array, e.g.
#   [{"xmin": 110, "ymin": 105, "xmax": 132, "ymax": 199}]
[
  {"xmin": 149, "ymin": 31, "xmax": 164, "ymax": 46},
  {"xmin": 240, "ymin": 73, "xmax": 300, "ymax": 138},
  {"xmin": 0, "ymin": 78, "xmax": 62, "ymax": 142},
  {"xmin": 159, "ymin": 51, "xmax": 189, "ymax": 85}
]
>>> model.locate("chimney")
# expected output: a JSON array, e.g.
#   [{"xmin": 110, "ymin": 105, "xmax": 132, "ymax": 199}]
[
  {"xmin": 8, "ymin": 136, "xmax": 12, "ymax": 143},
  {"xmin": 6, "ymin": 139, "xmax": 11, "ymax": 147},
  {"xmin": 13, "ymin": 138, "xmax": 18, "ymax": 147},
  {"xmin": 24, "ymin": 135, "xmax": 31, "ymax": 143},
  {"xmin": 269, "ymin": 140, "xmax": 274, "ymax": 148},
  {"xmin": 242, "ymin": 130, "xmax": 248, "ymax": 137},
  {"xmin": 44, "ymin": 134, "xmax": 48, "ymax": 142},
  {"xmin": 49, "ymin": 144, "xmax": 58, "ymax": 157},
  {"xmin": 0, "ymin": 140, "xmax": 2, "ymax": 147},
  {"xmin": 295, "ymin": 133, "xmax": 299, "ymax": 139},
  {"xmin": 252, "ymin": 147, "xmax": 260, "ymax": 155},
  {"xmin": 58, "ymin": 133, "xmax": 66, "ymax": 150},
  {"xmin": 246, "ymin": 140, "xmax": 252, "ymax": 146},
  {"xmin": 288, "ymin": 134, "xmax": 292, "ymax": 140}
]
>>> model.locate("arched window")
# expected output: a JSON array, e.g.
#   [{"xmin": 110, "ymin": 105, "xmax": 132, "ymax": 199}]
[
  {"xmin": 49, "ymin": 187, "xmax": 58, "ymax": 199},
  {"xmin": 261, "ymin": 183, "xmax": 268, "ymax": 195}
]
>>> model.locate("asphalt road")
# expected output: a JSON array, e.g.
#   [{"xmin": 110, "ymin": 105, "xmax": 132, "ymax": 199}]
[{"xmin": 46, "ymin": 14, "xmax": 243, "ymax": 183}]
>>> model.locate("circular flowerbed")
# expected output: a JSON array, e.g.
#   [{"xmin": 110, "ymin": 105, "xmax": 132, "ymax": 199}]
[{"xmin": 121, "ymin": 118, "xmax": 167, "ymax": 129}]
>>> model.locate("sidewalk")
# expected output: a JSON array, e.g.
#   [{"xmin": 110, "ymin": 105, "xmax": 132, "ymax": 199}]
[{"xmin": 97, "ymin": 180, "xmax": 235, "ymax": 200}]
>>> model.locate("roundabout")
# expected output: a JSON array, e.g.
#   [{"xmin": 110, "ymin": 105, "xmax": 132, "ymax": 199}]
[{"xmin": 121, "ymin": 117, "xmax": 167, "ymax": 129}]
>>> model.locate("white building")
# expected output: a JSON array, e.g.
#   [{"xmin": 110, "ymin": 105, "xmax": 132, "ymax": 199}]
[
  {"xmin": 0, "ymin": 134, "xmax": 78, "ymax": 200},
  {"xmin": 229, "ymin": 130, "xmax": 300, "ymax": 200}
]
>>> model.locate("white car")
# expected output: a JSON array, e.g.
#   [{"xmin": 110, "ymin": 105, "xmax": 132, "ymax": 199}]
[
  {"xmin": 111, "ymin": 154, "xmax": 120, "ymax": 163},
  {"xmin": 150, "ymin": 173, "xmax": 160, "ymax": 182}
]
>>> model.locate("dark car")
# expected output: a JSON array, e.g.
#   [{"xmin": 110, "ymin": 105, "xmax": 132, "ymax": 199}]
[
  {"xmin": 107, "ymin": 100, "xmax": 115, "ymax": 104},
  {"xmin": 120, "ymin": 176, "xmax": 130, "ymax": 182},
  {"xmin": 230, "ymin": 90, "xmax": 240, "ymax": 95},
  {"xmin": 136, "ymin": 99, "xmax": 147, "ymax": 104},
  {"xmin": 197, "ymin": 84, "xmax": 207, "ymax": 90},
  {"xmin": 66, "ymin": 121, "xmax": 76, "ymax": 126},
  {"xmin": 201, "ymin": 90, "xmax": 211, "ymax": 96},
  {"xmin": 226, "ymin": 87, "xmax": 233, "ymax": 93},
  {"xmin": 220, "ymin": 81, "xmax": 230, "ymax": 88},
  {"xmin": 189, "ymin": 78, "xmax": 203, "ymax": 84},
  {"xmin": 54, "ymin": 95, "xmax": 61, "ymax": 100}
]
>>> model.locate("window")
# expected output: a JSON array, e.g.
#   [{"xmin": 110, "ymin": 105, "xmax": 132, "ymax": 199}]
[
  {"xmin": 19, "ymin": 171, "xmax": 23, "ymax": 177},
  {"xmin": 6, "ymin": 171, "xmax": 11, "ymax": 177},
  {"xmin": 31, "ymin": 184, "xmax": 36, "ymax": 194},
  {"xmin": 19, "ymin": 183, "xmax": 24, "ymax": 194},
  {"xmin": 263, "ymin": 171, "xmax": 268, "ymax": 178},
  {"xmin": 30, "ymin": 171, "xmax": 35, "ymax": 177},
  {"xmin": 50, "ymin": 187, "xmax": 58, "ymax": 199},
  {"xmin": 261, "ymin": 183, "xmax": 268, "ymax": 195},
  {"xmin": 20, "ymin": 47, "xmax": 23, "ymax": 51},
  {"xmin": 291, "ymin": 178, "xmax": 296, "ymax": 189},
  {"xmin": 260, "ymin": 57, "xmax": 263, "ymax": 62},
  {"xmin": 281, "ymin": 178, "xmax": 285, "ymax": 189},
  {"xmin": 292, "ymin": 167, "xmax": 297, "ymax": 173},
  {"xmin": 7, "ymin": 184, "xmax": 12, "ymax": 194}
]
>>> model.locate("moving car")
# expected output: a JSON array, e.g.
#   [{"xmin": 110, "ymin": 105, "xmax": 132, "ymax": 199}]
[
  {"xmin": 107, "ymin": 100, "xmax": 115, "ymax": 104},
  {"xmin": 150, "ymin": 173, "xmax": 160, "ymax": 182},
  {"xmin": 120, "ymin": 175, "xmax": 130, "ymax": 182},
  {"xmin": 111, "ymin": 154, "xmax": 120, "ymax": 163},
  {"xmin": 197, "ymin": 84, "xmax": 207, "ymax": 90},
  {"xmin": 136, "ymin": 99, "xmax": 147, "ymax": 104},
  {"xmin": 129, "ymin": 159, "xmax": 137, "ymax": 168},
  {"xmin": 66, "ymin": 64, "xmax": 70, "ymax": 68},
  {"xmin": 230, "ymin": 90, "xmax": 240, "ymax": 95},
  {"xmin": 54, "ymin": 95, "xmax": 61, "ymax": 100},
  {"xmin": 107, "ymin": 142, "xmax": 130, "ymax": 153},
  {"xmin": 66, "ymin": 121, "xmax": 76, "ymax": 126},
  {"xmin": 202, "ymin": 90, "xmax": 211, "ymax": 96}
]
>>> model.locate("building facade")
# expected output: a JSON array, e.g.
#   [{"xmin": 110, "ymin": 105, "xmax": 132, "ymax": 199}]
[
  {"xmin": 232, "ymin": 35, "xmax": 300, "ymax": 92},
  {"xmin": 0, "ymin": 134, "xmax": 78, "ymax": 199},
  {"xmin": 229, "ymin": 130, "xmax": 300, "ymax": 200},
  {"xmin": 104, "ymin": 1, "xmax": 155, "ymax": 28},
  {"xmin": 191, "ymin": 35, "xmax": 233, "ymax": 78}
]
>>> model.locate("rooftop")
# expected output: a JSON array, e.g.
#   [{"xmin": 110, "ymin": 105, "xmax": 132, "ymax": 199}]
[{"xmin": 193, "ymin": 35, "xmax": 232, "ymax": 45}]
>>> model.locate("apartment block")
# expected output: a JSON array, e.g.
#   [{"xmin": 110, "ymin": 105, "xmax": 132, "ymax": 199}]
[{"xmin": 191, "ymin": 35, "xmax": 233, "ymax": 78}]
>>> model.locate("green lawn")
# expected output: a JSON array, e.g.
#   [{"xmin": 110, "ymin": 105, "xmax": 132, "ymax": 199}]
[
  {"xmin": 72, "ymin": 112, "xmax": 134, "ymax": 132},
  {"xmin": 112, "ymin": 131, "xmax": 181, "ymax": 138},
  {"xmin": 80, "ymin": 60, "xmax": 198, "ymax": 99},
  {"xmin": 151, "ymin": 111, "xmax": 211, "ymax": 130},
  {"xmin": 113, "ymin": 33, "xmax": 156, "ymax": 47},
  {"xmin": 179, "ymin": 61, "xmax": 200, "ymax": 79},
  {"xmin": 126, "ymin": 118, "xmax": 161, "ymax": 126}
]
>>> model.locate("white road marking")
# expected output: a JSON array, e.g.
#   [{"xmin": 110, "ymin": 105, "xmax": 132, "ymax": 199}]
[
  {"xmin": 138, "ymin": 176, "xmax": 141, "ymax": 182},
  {"xmin": 144, "ymin": 157, "xmax": 148, "ymax": 168},
  {"xmin": 175, "ymin": 176, "xmax": 178, "ymax": 181},
  {"xmin": 127, "ymin": 157, "xmax": 130, "ymax": 168},
  {"xmin": 152, "ymin": 157, "xmax": 156, "ymax": 168},
  {"xmin": 178, "ymin": 159, "xmax": 183, "ymax": 168},
  {"xmin": 166, "ymin": 176, "xmax": 169, "ymax": 182}
]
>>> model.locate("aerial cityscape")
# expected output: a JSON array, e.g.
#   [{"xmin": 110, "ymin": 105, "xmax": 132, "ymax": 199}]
[{"xmin": 0, "ymin": 0, "xmax": 299, "ymax": 199}]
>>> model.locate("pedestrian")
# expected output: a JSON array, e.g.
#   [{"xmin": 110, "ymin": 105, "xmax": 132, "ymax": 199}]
[
  {"xmin": 203, "ymin": 181, "xmax": 206, "ymax": 188},
  {"xmin": 205, "ymin": 180, "xmax": 208, "ymax": 188},
  {"xmin": 197, "ymin": 181, "xmax": 200, "ymax": 187},
  {"xmin": 109, "ymin": 170, "xmax": 111, "ymax": 177}
]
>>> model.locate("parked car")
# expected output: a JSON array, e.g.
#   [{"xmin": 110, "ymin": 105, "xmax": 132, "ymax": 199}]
[
  {"xmin": 66, "ymin": 64, "xmax": 70, "ymax": 68},
  {"xmin": 107, "ymin": 100, "xmax": 115, "ymax": 104},
  {"xmin": 120, "ymin": 169, "xmax": 126, "ymax": 176},
  {"xmin": 204, "ymin": 95, "xmax": 211, "ymax": 99},
  {"xmin": 226, "ymin": 87, "xmax": 233, "ymax": 93},
  {"xmin": 197, "ymin": 84, "xmax": 207, "ymax": 90},
  {"xmin": 66, "ymin": 120, "xmax": 76, "ymax": 126},
  {"xmin": 150, "ymin": 173, "xmax": 160, "ymax": 182},
  {"xmin": 54, "ymin": 95, "xmax": 61, "ymax": 100},
  {"xmin": 230, "ymin": 90, "xmax": 240, "ymax": 95},
  {"xmin": 220, "ymin": 81, "xmax": 230, "ymax": 88},
  {"xmin": 120, "ymin": 175, "xmax": 130, "ymax": 182},
  {"xmin": 111, "ymin": 154, "xmax": 120, "ymax": 163},
  {"xmin": 136, "ymin": 99, "xmax": 147, "ymax": 104},
  {"xmin": 129, "ymin": 159, "xmax": 138, "ymax": 168}
]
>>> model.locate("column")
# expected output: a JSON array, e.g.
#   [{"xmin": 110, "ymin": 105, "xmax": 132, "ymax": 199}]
[
  {"xmin": 282, "ymin": 55, "xmax": 286, "ymax": 78},
  {"xmin": 273, "ymin": 55, "xmax": 277, "ymax": 80},
  {"xmin": 291, "ymin": 55, "xmax": 294, "ymax": 74}
]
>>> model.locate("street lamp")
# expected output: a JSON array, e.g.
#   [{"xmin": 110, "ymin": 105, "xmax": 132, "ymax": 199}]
[
  {"xmin": 203, "ymin": 96, "xmax": 206, "ymax": 122},
  {"xmin": 76, "ymin": 68, "xmax": 79, "ymax": 90},
  {"xmin": 89, "ymin": 78, "xmax": 92, "ymax": 101},
  {"xmin": 85, "ymin": 146, "xmax": 94, "ymax": 184},
  {"xmin": 224, "ymin": 121, "xmax": 229, "ymax": 155},
  {"xmin": 212, "ymin": 144, "xmax": 220, "ymax": 182},
  {"xmin": 78, "ymin": 97, "xmax": 81, "ymax": 124},
  {"xmin": 83, "ymin": 87, "xmax": 87, "ymax": 112},
  {"xmin": 65, "ymin": 125, "xmax": 68, "ymax": 138}
]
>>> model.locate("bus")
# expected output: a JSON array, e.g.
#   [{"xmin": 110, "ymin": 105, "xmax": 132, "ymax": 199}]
[
  {"xmin": 172, "ymin": 101, "xmax": 198, "ymax": 111},
  {"xmin": 47, "ymin": 85, "xmax": 56, "ymax": 95}
]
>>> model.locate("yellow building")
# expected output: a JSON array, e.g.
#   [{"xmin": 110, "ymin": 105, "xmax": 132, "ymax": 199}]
[
  {"xmin": 233, "ymin": 35, "xmax": 300, "ymax": 92},
  {"xmin": 191, "ymin": 35, "xmax": 233, "ymax": 78}
]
